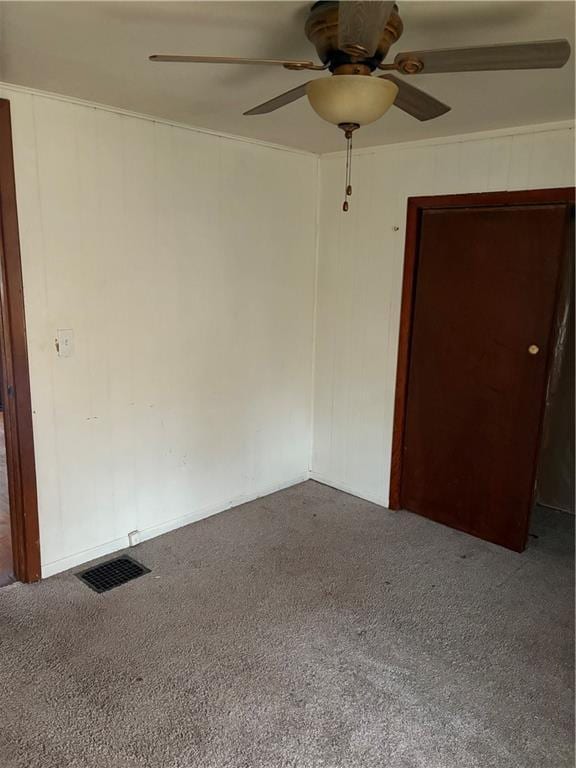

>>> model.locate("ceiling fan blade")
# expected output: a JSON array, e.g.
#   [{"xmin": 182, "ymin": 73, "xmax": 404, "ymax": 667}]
[
  {"xmin": 243, "ymin": 82, "xmax": 312, "ymax": 116},
  {"xmin": 380, "ymin": 74, "xmax": 451, "ymax": 121},
  {"xmin": 391, "ymin": 39, "xmax": 571, "ymax": 75},
  {"xmin": 149, "ymin": 55, "xmax": 324, "ymax": 70},
  {"xmin": 338, "ymin": 1, "xmax": 395, "ymax": 57}
]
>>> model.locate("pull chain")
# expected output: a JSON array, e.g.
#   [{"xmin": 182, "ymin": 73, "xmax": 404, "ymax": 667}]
[{"xmin": 340, "ymin": 124, "xmax": 359, "ymax": 212}]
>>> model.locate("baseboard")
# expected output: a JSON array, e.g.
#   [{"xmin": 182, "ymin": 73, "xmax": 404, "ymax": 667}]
[
  {"xmin": 136, "ymin": 473, "xmax": 311, "ymax": 545},
  {"xmin": 309, "ymin": 472, "xmax": 389, "ymax": 508},
  {"xmin": 41, "ymin": 536, "xmax": 130, "ymax": 579},
  {"xmin": 40, "ymin": 472, "xmax": 311, "ymax": 579}
]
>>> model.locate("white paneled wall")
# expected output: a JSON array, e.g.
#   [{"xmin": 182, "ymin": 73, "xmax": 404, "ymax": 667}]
[
  {"xmin": 1, "ymin": 86, "xmax": 318, "ymax": 576},
  {"xmin": 312, "ymin": 125, "xmax": 574, "ymax": 506},
  {"xmin": 2, "ymin": 79, "xmax": 574, "ymax": 577}
]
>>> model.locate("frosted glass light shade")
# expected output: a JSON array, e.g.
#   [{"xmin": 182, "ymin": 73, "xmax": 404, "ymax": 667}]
[{"xmin": 306, "ymin": 75, "xmax": 398, "ymax": 127}]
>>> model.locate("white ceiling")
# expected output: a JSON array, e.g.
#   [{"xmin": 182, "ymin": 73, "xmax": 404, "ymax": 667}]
[{"xmin": 0, "ymin": 1, "xmax": 573, "ymax": 153}]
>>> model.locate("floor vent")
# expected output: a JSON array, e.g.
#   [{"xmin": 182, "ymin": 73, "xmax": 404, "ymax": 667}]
[{"xmin": 77, "ymin": 555, "xmax": 150, "ymax": 593}]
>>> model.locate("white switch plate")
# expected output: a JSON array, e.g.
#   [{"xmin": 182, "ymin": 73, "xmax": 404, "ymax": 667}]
[{"xmin": 56, "ymin": 329, "xmax": 74, "ymax": 357}]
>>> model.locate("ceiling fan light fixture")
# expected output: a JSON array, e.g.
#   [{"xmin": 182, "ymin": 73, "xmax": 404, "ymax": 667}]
[{"xmin": 306, "ymin": 75, "xmax": 399, "ymax": 127}]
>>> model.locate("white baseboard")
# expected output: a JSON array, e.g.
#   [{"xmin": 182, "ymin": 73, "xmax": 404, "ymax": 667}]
[
  {"xmin": 40, "ymin": 473, "xmax": 311, "ymax": 579},
  {"xmin": 136, "ymin": 473, "xmax": 311, "ymax": 545},
  {"xmin": 41, "ymin": 536, "xmax": 130, "ymax": 579},
  {"xmin": 309, "ymin": 472, "xmax": 389, "ymax": 508}
]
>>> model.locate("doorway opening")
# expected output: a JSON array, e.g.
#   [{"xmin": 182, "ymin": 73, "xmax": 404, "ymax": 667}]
[
  {"xmin": 390, "ymin": 188, "xmax": 575, "ymax": 552},
  {"xmin": 0, "ymin": 98, "xmax": 40, "ymax": 583}
]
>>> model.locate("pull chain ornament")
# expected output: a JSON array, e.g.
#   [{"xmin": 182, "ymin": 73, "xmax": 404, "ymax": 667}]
[{"xmin": 339, "ymin": 123, "xmax": 359, "ymax": 212}]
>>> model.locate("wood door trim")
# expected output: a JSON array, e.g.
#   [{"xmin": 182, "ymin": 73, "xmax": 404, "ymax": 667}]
[
  {"xmin": 389, "ymin": 187, "xmax": 575, "ymax": 511},
  {"xmin": 0, "ymin": 99, "xmax": 41, "ymax": 582}
]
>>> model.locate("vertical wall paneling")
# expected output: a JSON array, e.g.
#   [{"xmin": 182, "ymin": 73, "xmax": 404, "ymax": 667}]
[
  {"xmin": 2, "ymin": 80, "xmax": 573, "ymax": 572},
  {"xmin": 1, "ymin": 85, "xmax": 317, "ymax": 576},
  {"xmin": 312, "ymin": 126, "xmax": 575, "ymax": 506}
]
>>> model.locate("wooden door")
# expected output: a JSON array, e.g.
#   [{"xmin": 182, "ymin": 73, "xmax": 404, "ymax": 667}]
[{"xmin": 400, "ymin": 203, "xmax": 570, "ymax": 551}]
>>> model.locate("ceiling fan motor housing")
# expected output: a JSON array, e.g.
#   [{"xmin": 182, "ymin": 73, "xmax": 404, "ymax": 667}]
[{"xmin": 305, "ymin": 1, "xmax": 404, "ymax": 71}]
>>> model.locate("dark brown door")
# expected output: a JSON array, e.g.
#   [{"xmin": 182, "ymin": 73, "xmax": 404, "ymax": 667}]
[{"xmin": 401, "ymin": 204, "xmax": 570, "ymax": 551}]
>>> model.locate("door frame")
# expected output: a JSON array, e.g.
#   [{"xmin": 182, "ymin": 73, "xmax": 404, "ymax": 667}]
[
  {"xmin": 0, "ymin": 98, "xmax": 41, "ymax": 582},
  {"xmin": 389, "ymin": 187, "xmax": 575, "ymax": 512}
]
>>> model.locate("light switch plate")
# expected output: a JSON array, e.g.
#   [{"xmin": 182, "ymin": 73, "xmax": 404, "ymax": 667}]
[{"xmin": 56, "ymin": 329, "xmax": 74, "ymax": 358}]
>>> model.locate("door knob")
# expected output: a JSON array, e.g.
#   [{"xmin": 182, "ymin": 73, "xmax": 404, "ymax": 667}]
[{"xmin": 528, "ymin": 344, "xmax": 540, "ymax": 355}]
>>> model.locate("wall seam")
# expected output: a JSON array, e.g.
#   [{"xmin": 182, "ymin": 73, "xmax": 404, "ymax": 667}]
[{"xmin": 308, "ymin": 154, "xmax": 322, "ymax": 473}]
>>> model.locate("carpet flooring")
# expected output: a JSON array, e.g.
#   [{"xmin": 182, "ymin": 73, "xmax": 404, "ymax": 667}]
[{"xmin": 0, "ymin": 481, "xmax": 573, "ymax": 768}]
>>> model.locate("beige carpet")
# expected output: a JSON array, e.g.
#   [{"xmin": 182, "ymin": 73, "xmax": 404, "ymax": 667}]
[{"xmin": 0, "ymin": 481, "xmax": 573, "ymax": 767}]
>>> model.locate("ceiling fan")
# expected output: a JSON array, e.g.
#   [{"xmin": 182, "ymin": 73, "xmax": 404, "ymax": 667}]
[{"xmin": 150, "ymin": 0, "xmax": 571, "ymax": 209}]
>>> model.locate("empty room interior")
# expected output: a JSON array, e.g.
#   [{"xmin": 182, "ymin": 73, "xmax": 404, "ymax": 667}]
[{"xmin": 0, "ymin": 1, "xmax": 574, "ymax": 766}]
